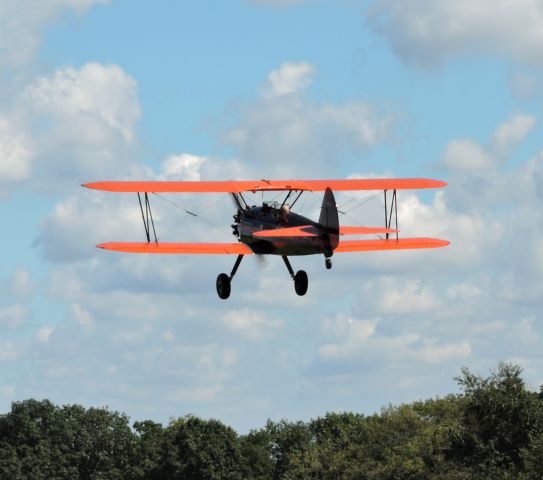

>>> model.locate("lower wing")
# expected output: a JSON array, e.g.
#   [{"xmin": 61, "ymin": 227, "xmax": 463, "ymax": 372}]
[
  {"xmin": 97, "ymin": 242, "xmax": 253, "ymax": 254},
  {"xmin": 97, "ymin": 238, "xmax": 448, "ymax": 255},
  {"xmin": 335, "ymin": 238, "xmax": 449, "ymax": 252}
]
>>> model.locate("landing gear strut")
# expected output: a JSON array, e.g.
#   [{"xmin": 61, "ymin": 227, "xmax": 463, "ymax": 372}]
[
  {"xmin": 216, "ymin": 254, "xmax": 244, "ymax": 300},
  {"xmin": 282, "ymin": 256, "xmax": 308, "ymax": 296}
]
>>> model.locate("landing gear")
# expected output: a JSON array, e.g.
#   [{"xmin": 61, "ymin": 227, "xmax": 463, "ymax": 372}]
[
  {"xmin": 294, "ymin": 270, "xmax": 308, "ymax": 296},
  {"xmin": 216, "ymin": 254, "xmax": 244, "ymax": 300},
  {"xmin": 325, "ymin": 257, "xmax": 332, "ymax": 270},
  {"xmin": 216, "ymin": 273, "xmax": 231, "ymax": 299},
  {"xmin": 282, "ymin": 256, "xmax": 308, "ymax": 296}
]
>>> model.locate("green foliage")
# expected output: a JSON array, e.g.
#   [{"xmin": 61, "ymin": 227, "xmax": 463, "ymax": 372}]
[
  {"xmin": 161, "ymin": 415, "xmax": 243, "ymax": 480},
  {"xmin": 450, "ymin": 362, "xmax": 543, "ymax": 478},
  {"xmin": 0, "ymin": 399, "xmax": 134, "ymax": 480},
  {"xmin": 0, "ymin": 363, "xmax": 542, "ymax": 479}
]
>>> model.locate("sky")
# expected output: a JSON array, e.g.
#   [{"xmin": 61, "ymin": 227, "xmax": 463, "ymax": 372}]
[{"xmin": 1, "ymin": 0, "xmax": 543, "ymax": 432}]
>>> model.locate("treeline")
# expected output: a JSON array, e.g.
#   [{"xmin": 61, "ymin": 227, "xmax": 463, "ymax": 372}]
[{"xmin": 1, "ymin": 363, "xmax": 543, "ymax": 479}]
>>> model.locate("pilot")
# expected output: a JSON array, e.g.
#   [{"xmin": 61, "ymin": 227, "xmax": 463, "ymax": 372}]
[{"xmin": 280, "ymin": 204, "xmax": 290, "ymax": 224}]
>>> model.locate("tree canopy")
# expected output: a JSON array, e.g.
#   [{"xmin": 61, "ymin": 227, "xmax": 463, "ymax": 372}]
[{"xmin": 1, "ymin": 362, "xmax": 542, "ymax": 479}]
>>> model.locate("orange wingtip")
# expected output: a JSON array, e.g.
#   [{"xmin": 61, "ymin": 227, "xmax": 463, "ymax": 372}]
[
  {"xmin": 335, "ymin": 237, "xmax": 449, "ymax": 253},
  {"xmin": 97, "ymin": 242, "xmax": 254, "ymax": 255}
]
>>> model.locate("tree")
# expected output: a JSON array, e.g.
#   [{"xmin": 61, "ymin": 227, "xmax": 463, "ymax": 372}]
[
  {"xmin": 0, "ymin": 399, "xmax": 135, "ymax": 480},
  {"xmin": 239, "ymin": 428, "xmax": 274, "ymax": 480},
  {"xmin": 450, "ymin": 362, "xmax": 543, "ymax": 478},
  {"xmin": 160, "ymin": 415, "xmax": 242, "ymax": 480}
]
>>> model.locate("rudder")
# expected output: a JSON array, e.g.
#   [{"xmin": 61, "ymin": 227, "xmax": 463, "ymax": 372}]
[{"xmin": 319, "ymin": 187, "xmax": 339, "ymax": 253}]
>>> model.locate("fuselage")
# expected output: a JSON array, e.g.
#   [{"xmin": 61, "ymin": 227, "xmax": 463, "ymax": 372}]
[{"xmin": 233, "ymin": 203, "xmax": 337, "ymax": 256}]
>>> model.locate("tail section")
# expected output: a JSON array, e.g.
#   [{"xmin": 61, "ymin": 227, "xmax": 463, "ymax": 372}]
[{"xmin": 319, "ymin": 187, "xmax": 339, "ymax": 253}]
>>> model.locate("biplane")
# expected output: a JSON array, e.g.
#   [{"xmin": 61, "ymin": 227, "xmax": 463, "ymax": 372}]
[{"xmin": 83, "ymin": 178, "xmax": 449, "ymax": 299}]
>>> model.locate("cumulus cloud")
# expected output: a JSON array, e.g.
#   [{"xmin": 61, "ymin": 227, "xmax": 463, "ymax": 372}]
[
  {"xmin": 490, "ymin": 114, "xmax": 536, "ymax": 156},
  {"xmin": 11, "ymin": 268, "xmax": 33, "ymax": 297},
  {"xmin": 441, "ymin": 139, "xmax": 495, "ymax": 172},
  {"xmin": 374, "ymin": 278, "xmax": 442, "ymax": 315},
  {"xmin": 35, "ymin": 193, "xmax": 143, "ymax": 263},
  {"xmin": 0, "ymin": 342, "xmax": 21, "ymax": 363},
  {"xmin": 366, "ymin": 0, "xmax": 543, "ymax": 68},
  {"xmin": 28, "ymin": 62, "xmax": 141, "ymax": 143},
  {"xmin": 318, "ymin": 314, "xmax": 471, "ymax": 364},
  {"xmin": 263, "ymin": 62, "xmax": 316, "ymax": 98},
  {"xmin": 11, "ymin": 62, "xmax": 143, "ymax": 194},
  {"xmin": 440, "ymin": 114, "xmax": 535, "ymax": 172},
  {"xmin": 222, "ymin": 309, "xmax": 283, "ymax": 341},
  {"xmin": 0, "ymin": 304, "xmax": 27, "ymax": 329},
  {"xmin": 222, "ymin": 62, "xmax": 395, "ymax": 176},
  {"xmin": 0, "ymin": 0, "xmax": 109, "ymax": 69},
  {"xmin": 0, "ymin": 116, "xmax": 34, "ymax": 191}
]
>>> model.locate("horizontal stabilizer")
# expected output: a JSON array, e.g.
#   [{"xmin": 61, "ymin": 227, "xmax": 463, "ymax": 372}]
[
  {"xmin": 97, "ymin": 242, "xmax": 253, "ymax": 255},
  {"xmin": 335, "ymin": 237, "xmax": 449, "ymax": 253},
  {"xmin": 340, "ymin": 226, "xmax": 398, "ymax": 235},
  {"xmin": 83, "ymin": 178, "xmax": 447, "ymax": 193},
  {"xmin": 252, "ymin": 225, "xmax": 400, "ymax": 238},
  {"xmin": 252, "ymin": 226, "xmax": 319, "ymax": 238}
]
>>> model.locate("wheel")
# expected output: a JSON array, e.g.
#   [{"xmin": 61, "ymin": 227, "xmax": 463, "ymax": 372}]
[
  {"xmin": 325, "ymin": 258, "xmax": 332, "ymax": 270},
  {"xmin": 294, "ymin": 270, "xmax": 308, "ymax": 296},
  {"xmin": 216, "ymin": 273, "xmax": 231, "ymax": 299}
]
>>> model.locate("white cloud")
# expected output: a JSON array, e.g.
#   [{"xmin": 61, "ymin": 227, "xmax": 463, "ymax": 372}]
[
  {"xmin": 263, "ymin": 62, "xmax": 316, "ymax": 98},
  {"xmin": 0, "ymin": 304, "xmax": 27, "ymax": 329},
  {"xmin": 317, "ymin": 314, "xmax": 470, "ymax": 364},
  {"xmin": 0, "ymin": 0, "xmax": 109, "ymax": 69},
  {"xmin": 415, "ymin": 339, "xmax": 471, "ymax": 364},
  {"xmin": 440, "ymin": 113, "xmax": 535, "ymax": 172},
  {"xmin": 0, "ymin": 116, "xmax": 33, "ymax": 189},
  {"xmin": 28, "ymin": 62, "xmax": 141, "ymax": 143},
  {"xmin": 71, "ymin": 303, "xmax": 95, "ymax": 333},
  {"xmin": 15, "ymin": 62, "xmax": 143, "ymax": 195},
  {"xmin": 490, "ymin": 114, "xmax": 536, "ymax": 157},
  {"xmin": 441, "ymin": 139, "xmax": 495, "ymax": 172},
  {"xmin": 222, "ymin": 64, "xmax": 395, "ymax": 176},
  {"xmin": 0, "ymin": 342, "xmax": 21, "ymax": 363},
  {"xmin": 376, "ymin": 278, "xmax": 441, "ymax": 315},
  {"xmin": 35, "ymin": 194, "xmax": 143, "ymax": 262},
  {"xmin": 159, "ymin": 154, "xmax": 207, "ymax": 181},
  {"xmin": 11, "ymin": 268, "xmax": 33, "ymax": 297},
  {"xmin": 222, "ymin": 309, "xmax": 283, "ymax": 341},
  {"xmin": 36, "ymin": 325, "xmax": 55, "ymax": 343},
  {"xmin": 366, "ymin": 0, "xmax": 543, "ymax": 68}
]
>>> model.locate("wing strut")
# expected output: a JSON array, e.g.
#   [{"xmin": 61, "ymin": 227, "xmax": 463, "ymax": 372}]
[
  {"xmin": 384, "ymin": 189, "xmax": 399, "ymax": 241},
  {"xmin": 137, "ymin": 192, "xmax": 158, "ymax": 244}
]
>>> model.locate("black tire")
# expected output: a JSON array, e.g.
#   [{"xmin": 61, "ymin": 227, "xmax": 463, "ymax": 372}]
[
  {"xmin": 325, "ymin": 258, "xmax": 332, "ymax": 270},
  {"xmin": 216, "ymin": 273, "xmax": 231, "ymax": 299},
  {"xmin": 294, "ymin": 270, "xmax": 308, "ymax": 296}
]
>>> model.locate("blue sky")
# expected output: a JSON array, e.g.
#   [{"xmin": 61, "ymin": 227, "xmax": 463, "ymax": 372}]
[{"xmin": 1, "ymin": 0, "xmax": 543, "ymax": 432}]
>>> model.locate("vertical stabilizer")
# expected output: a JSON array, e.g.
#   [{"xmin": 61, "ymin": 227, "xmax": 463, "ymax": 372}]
[{"xmin": 319, "ymin": 187, "xmax": 339, "ymax": 253}]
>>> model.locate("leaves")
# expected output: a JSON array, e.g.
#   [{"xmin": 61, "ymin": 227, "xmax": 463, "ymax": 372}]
[{"xmin": 1, "ymin": 363, "xmax": 542, "ymax": 479}]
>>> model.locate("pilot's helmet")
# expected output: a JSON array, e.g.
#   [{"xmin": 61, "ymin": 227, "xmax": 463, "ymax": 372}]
[{"xmin": 281, "ymin": 204, "xmax": 290, "ymax": 216}]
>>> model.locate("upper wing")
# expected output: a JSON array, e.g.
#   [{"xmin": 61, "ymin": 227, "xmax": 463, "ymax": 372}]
[
  {"xmin": 97, "ymin": 242, "xmax": 253, "ymax": 254},
  {"xmin": 335, "ymin": 237, "xmax": 449, "ymax": 252},
  {"xmin": 83, "ymin": 178, "xmax": 446, "ymax": 193}
]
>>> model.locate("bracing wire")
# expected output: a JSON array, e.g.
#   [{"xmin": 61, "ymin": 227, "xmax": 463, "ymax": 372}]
[{"xmin": 151, "ymin": 192, "xmax": 225, "ymax": 234}]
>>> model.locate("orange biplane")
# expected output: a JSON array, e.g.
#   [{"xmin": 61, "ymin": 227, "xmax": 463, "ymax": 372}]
[{"xmin": 83, "ymin": 178, "xmax": 448, "ymax": 299}]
